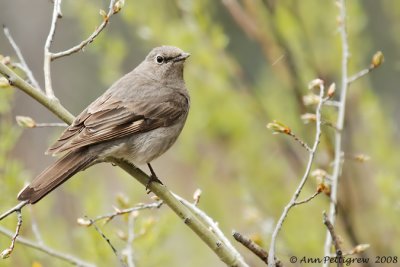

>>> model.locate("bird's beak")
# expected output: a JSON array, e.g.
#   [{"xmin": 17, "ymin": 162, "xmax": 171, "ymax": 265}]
[{"xmin": 173, "ymin": 52, "xmax": 190, "ymax": 62}]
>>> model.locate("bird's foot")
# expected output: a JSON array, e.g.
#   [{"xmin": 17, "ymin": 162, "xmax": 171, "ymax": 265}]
[
  {"xmin": 146, "ymin": 163, "xmax": 163, "ymax": 193},
  {"xmin": 145, "ymin": 174, "xmax": 163, "ymax": 193}
]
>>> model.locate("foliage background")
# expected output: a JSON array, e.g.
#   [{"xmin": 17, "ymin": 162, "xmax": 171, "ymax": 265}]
[{"xmin": 0, "ymin": 0, "xmax": 399, "ymax": 266}]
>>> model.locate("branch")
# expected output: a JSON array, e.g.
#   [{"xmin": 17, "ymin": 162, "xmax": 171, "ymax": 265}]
[
  {"xmin": 324, "ymin": 0, "xmax": 349, "ymax": 260},
  {"xmin": 0, "ymin": 62, "xmax": 249, "ymax": 267},
  {"xmin": 43, "ymin": 0, "xmax": 63, "ymax": 98},
  {"xmin": 0, "ymin": 211, "xmax": 22, "ymax": 258},
  {"xmin": 115, "ymin": 160, "xmax": 249, "ymax": 267},
  {"xmin": 0, "ymin": 226, "xmax": 95, "ymax": 267},
  {"xmin": 0, "ymin": 62, "xmax": 74, "ymax": 123},
  {"xmin": 232, "ymin": 231, "xmax": 282, "ymax": 267},
  {"xmin": 268, "ymin": 81, "xmax": 326, "ymax": 267},
  {"xmin": 0, "ymin": 201, "xmax": 28, "ymax": 221},
  {"xmin": 43, "ymin": 0, "xmax": 120, "ymax": 97},
  {"xmin": 323, "ymin": 212, "xmax": 343, "ymax": 267},
  {"xmin": 78, "ymin": 201, "xmax": 163, "ymax": 226},
  {"xmin": 88, "ymin": 219, "xmax": 126, "ymax": 267},
  {"xmin": 51, "ymin": 0, "xmax": 119, "ymax": 60},
  {"xmin": 3, "ymin": 26, "xmax": 41, "ymax": 89},
  {"xmin": 173, "ymin": 194, "xmax": 249, "ymax": 267},
  {"xmin": 293, "ymin": 191, "xmax": 321, "ymax": 206}
]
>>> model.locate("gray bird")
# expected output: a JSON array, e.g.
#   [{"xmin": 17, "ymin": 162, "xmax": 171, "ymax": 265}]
[{"xmin": 17, "ymin": 46, "xmax": 190, "ymax": 204}]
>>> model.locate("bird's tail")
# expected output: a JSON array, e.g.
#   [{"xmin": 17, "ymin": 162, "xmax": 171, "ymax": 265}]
[{"xmin": 17, "ymin": 148, "xmax": 96, "ymax": 204}]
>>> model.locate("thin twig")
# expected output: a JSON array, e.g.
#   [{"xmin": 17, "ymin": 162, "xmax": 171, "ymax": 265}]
[
  {"xmin": 293, "ymin": 191, "xmax": 321, "ymax": 206},
  {"xmin": 323, "ymin": 212, "xmax": 343, "ymax": 267},
  {"xmin": 35, "ymin": 122, "xmax": 68, "ymax": 127},
  {"xmin": 82, "ymin": 201, "xmax": 162, "ymax": 226},
  {"xmin": 0, "ymin": 201, "xmax": 28, "ymax": 221},
  {"xmin": 89, "ymin": 218, "xmax": 127, "ymax": 267},
  {"xmin": 232, "ymin": 231, "xmax": 283, "ymax": 266},
  {"xmin": 43, "ymin": 0, "xmax": 63, "ymax": 98},
  {"xmin": 347, "ymin": 68, "xmax": 371, "ymax": 84},
  {"xmin": 268, "ymin": 83, "xmax": 326, "ymax": 267},
  {"xmin": 3, "ymin": 26, "xmax": 41, "ymax": 89},
  {"xmin": 0, "ymin": 226, "xmax": 95, "ymax": 267},
  {"xmin": 0, "ymin": 211, "xmax": 22, "ymax": 258},
  {"xmin": 324, "ymin": 0, "xmax": 349, "ymax": 261},
  {"xmin": 52, "ymin": 0, "xmax": 118, "ymax": 60},
  {"xmin": 287, "ymin": 131, "xmax": 312, "ymax": 152}
]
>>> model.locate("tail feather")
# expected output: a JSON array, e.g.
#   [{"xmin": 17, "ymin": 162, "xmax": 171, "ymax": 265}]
[{"xmin": 18, "ymin": 148, "xmax": 95, "ymax": 204}]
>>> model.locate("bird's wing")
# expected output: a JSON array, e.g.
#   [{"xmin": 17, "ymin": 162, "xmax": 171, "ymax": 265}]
[{"xmin": 47, "ymin": 91, "xmax": 188, "ymax": 155}]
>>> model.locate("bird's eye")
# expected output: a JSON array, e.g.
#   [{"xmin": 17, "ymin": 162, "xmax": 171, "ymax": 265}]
[{"xmin": 155, "ymin": 55, "xmax": 164, "ymax": 64}]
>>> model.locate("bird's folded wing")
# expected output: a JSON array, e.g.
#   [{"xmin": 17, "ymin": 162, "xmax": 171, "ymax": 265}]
[{"xmin": 47, "ymin": 93, "xmax": 187, "ymax": 155}]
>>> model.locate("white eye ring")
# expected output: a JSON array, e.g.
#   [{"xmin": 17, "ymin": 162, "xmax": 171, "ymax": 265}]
[{"xmin": 155, "ymin": 55, "xmax": 164, "ymax": 64}]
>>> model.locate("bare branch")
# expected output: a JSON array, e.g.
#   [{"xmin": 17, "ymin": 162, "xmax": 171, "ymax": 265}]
[
  {"xmin": 347, "ymin": 68, "xmax": 371, "ymax": 84},
  {"xmin": 323, "ymin": 212, "xmax": 343, "ymax": 267},
  {"xmin": 348, "ymin": 51, "xmax": 383, "ymax": 84},
  {"xmin": 0, "ymin": 201, "xmax": 28, "ymax": 221},
  {"xmin": 35, "ymin": 122, "xmax": 68, "ymax": 127},
  {"xmin": 268, "ymin": 82, "xmax": 326, "ymax": 267},
  {"xmin": 0, "ymin": 226, "xmax": 95, "ymax": 267},
  {"xmin": 293, "ymin": 191, "xmax": 321, "ymax": 206},
  {"xmin": 0, "ymin": 211, "xmax": 22, "ymax": 258},
  {"xmin": 173, "ymin": 193, "xmax": 249, "ymax": 267},
  {"xmin": 324, "ymin": 0, "xmax": 349, "ymax": 260},
  {"xmin": 51, "ymin": 0, "xmax": 119, "ymax": 60},
  {"xmin": 287, "ymin": 131, "xmax": 312, "ymax": 152},
  {"xmin": 3, "ymin": 26, "xmax": 41, "ymax": 89},
  {"xmin": 43, "ymin": 0, "xmax": 63, "ymax": 98},
  {"xmin": 232, "ymin": 231, "xmax": 282, "ymax": 267},
  {"xmin": 89, "ymin": 218, "xmax": 127, "ymax": 267},
  {"xmin": 78, "ymin": 201, "xmax": 163, "ymax": 226},
  {"xmin": 267, "ymin": 121, "xmax": 312, "ymax": 152}
]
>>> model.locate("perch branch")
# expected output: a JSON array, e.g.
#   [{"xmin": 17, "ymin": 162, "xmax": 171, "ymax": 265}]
[{"xmin": 174, "ymin": 193, "xmax": 248, "ymax": 266}]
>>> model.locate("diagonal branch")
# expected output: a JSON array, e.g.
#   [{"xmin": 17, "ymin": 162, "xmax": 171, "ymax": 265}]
[{"xmin": 3, "ymin": 26, "xmax": 41, "ymax": 90}]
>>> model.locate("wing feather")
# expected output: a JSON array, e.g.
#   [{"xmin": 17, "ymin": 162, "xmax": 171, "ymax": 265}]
[{"xmin": 47, "ymin": 90, "xmax": 188, "ymax": 155}]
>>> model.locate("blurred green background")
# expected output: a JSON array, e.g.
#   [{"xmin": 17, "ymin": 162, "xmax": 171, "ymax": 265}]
[{"xmin": 0, "ymin": 0, "xmax": 399, "ymax": 266}]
